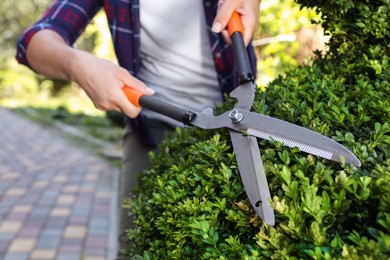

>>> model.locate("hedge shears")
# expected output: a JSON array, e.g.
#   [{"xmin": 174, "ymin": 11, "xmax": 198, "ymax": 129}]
[{"xmin": 122, "ymin": 12, "xmax": 361, "ymax": 225}]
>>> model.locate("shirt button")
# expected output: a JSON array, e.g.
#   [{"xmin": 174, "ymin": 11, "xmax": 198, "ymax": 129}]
[
  {"xmin": 215, "ymin": 52, "xmax": 222, "ymax": 59},
  {"xmin": 205, "ymin": 1, "xmax": 211, "ymax": 7}
]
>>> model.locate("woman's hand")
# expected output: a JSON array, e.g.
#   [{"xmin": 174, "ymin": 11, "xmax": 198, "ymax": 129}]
[
  {"xmin": 212, "ymin": 0, "xmax": 261, "ymax": 46},
  {"xmin": 69, "ymin": 51, "xmax": 154, "ymax": 118},
  {"xmin": 27, "ymin": 30, "xmax": 154, "ymax": 118}
]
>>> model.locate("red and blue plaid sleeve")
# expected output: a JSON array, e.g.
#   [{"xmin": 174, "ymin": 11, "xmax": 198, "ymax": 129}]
[{"xmin": 16, "ymin": 0, "xmax": 102, "ymax": 68}]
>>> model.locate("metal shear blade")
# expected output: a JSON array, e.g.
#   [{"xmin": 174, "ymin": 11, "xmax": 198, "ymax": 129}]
[
  {"xmin": 229, "ymin": 81, "xmax": 275, "ymax": 225},
  {"xmin": 230, "ymin": 131, "xmax": 275, "ymax": 225}
]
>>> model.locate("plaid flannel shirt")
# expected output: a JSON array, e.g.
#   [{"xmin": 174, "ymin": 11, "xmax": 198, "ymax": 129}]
[{"xmin": 16, "ymin": 0, "xmax": 256, "ymax": 146}]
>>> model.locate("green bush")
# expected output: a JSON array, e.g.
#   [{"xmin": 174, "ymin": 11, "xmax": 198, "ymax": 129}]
[{"xmin": 125, "ymin": 0, "xmax": 389, "ymax": 258}]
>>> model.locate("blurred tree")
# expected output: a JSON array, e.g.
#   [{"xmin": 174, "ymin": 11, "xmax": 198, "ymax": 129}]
[
  {"xmin": 255, "ymin": 0, "xmax": 325, "ymax": 85},
  {"xmin": 0, "ymin": 0, "xmax": 61, "ymax": 99},
  {"xmin": 0, "ymin": 0, "xmax": 52, "ymax": 58},
  {"xmin": 0, "ymin": 1, "xmax": 112, "ymax": 98}
]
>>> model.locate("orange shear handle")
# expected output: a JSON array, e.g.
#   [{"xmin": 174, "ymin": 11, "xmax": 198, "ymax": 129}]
[
  {"xmin": 227, "ymin": 11, "xmax": 244, "ymax": 37},
  {"xmin": 122, "ymin": 86, "xmax": 143, "ymax": 107}
]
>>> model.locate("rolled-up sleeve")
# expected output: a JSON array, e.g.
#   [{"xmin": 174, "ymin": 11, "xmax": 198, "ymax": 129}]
[{"xmin": 16, "ymin": 0, "xmax": 102, "ymax": 68}]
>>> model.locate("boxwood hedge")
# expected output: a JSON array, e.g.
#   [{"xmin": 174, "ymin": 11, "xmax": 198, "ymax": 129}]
[{"xmin": 124, "ymin": 0, "xmax": 389, "ymax": 258}]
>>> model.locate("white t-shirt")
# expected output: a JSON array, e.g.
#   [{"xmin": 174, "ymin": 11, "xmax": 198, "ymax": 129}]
[{"xmin": 138, "ymin": 0, "xmax": 221, "ymax": 126}]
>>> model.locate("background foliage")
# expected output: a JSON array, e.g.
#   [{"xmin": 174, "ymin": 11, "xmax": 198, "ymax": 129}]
[
  {"xmin": 0, "ymin": 0, "xmax": 113, "ymax": 112},
  {"xmin": 0, "ymin": 0, "xmax": 322, "ymax": 163},
  {"xmin": 126, "ymin": 0, "xmax": 390, "ymax": 258},
  {"xmin": 255, "ymin": 0, "xmax": 324, "ymax": 84},
  {"xmin": 0, "ymin": 0, "xmax": 321, "ymax": 107}
]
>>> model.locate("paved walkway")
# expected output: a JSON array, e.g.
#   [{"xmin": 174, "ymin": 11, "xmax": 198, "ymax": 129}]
[{"xmin": 0, "ymin": 107, "xmax": 119, "ymax": 260}]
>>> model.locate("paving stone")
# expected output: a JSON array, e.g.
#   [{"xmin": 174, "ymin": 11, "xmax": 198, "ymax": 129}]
[
  {"xmin": 62, "ymin": 185, "xmax": 80, "ymax": 193},
  {"xmin": 53, "ymin": 175, "xmax": 68, "ymax": 183},
  {"xmin": 32, "ymin": 180, "xmax": 50, "ymax": 189},
  {"xmin": 84, "ymin": 256, "xmax": 106, "ymax": 260},
  {"xmin": 3, "ymin": 253, "xmax": 29, "ymax": 260},
  {"xmin": 63, "ymin": 225, "xmax": 87, "ymax": 239},
  {"xmin": 36, "ymin": 196, "xmax": 56, "ymax": 206},
  {"xmin": 40, "ymin": 228, "xmax": 63, "ymax": 239},
  {"xmin": 0, "ymin": 232, "xmax": 14, "ymax": 240},
  {"xmin": 1, "ymin": 172, "xmax": 21, "ymax": 180},
  {"xmin": 85, "ymin": 235, "xmax": 107, "ymax": 248},
  {"xmin": 50, "ymin": 207, "xmax": 71, "ymax": 217},
  {"xmin": 42, "ymin": 189, "xmax": 60, "ymax": 198},
  {"xmin": 71, "ymin": 206, "xmax": 91, "ymax": 217},
  {"xmin": 17, "ymin": 226, "xmax": 41, "ymax": 238},
  {"xmin": 56, "ymin": 253, "xmax": 81, "ymax": 260},
  {"xmin": 7, "ymin": 238, "xmax": 36, "ymax": 253},
  {"xmin": 88, "ymin": 228, "xmax": 108, "ymax": 236},
  {"xmin": 0, "ymin": 238, "xmax": 11, "ymax": 254},
  {"xmin": 29, "ymin": 206, "xmax": 51, "ymax": 218},
  {"xmin": 46, "ymin": 217, "xmax": 68, "ymax": 228},
  {"xmin": 30, "ymin": 249, "xmax": 56, "ymax": 259},
  {"xmin": 17, "ymin": 193, "xmax": 41, "ymax": 204},
  {"xmin": 85, "ymin": 173, "xmax": 99, "ymax": 181},
  {"xmin": 24, "ymin": 218, "xmax": 46, "ymax": 227},
  {"xmin": 11, "ymin": 205, "xmax": 32, "ymax": 213},
  {"xmin": 36, "ymin": 237, "xmax": 62, "ymax": 249},
  {"xmin": 84, "ymin": 248, "xmax": 106, "ymax": 257},
  {"xmin": 57, "ymin": 194, "xmax": 77, "ymax": 205},
  {"xmin": 0, "ymin": 220, "xmax": 23, "ymax": 233},
  {"xmin": 5, "ymin": 188, "xmax": 26, "ymax": 197},
  {"xmin": 6, "ymin": 212, "xmax": 29, "ymax": 221},
  {"xmin": 95, "ymin": 191, "xmax": 111, "ymax": 199},
  {"xmin": 58, "ymin": 243, "xmax": 82, "ymax": 254},
  {"xmin": 69, "ymin": 216, "xmax": 89, "ymax": 225}
]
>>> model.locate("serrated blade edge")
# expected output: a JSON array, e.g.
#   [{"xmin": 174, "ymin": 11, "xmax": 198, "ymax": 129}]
[{"xmin": 247, "ymin": 128, "xmax": 333, "ymax": 160}]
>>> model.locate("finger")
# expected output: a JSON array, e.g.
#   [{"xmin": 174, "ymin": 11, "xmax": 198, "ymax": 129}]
[
  {"xmin": 115, "ymin": 87, "xmax": 142, "ymax": 118},
  {"xmin": 117, "ymin": 68, "xmax": 155, "ymax": 95},
  {"xmin": 241, "ymin": 15, "xmax": 256, "ymax": 46},
  {"xmin": 221, "ymin": 29, "xmax": 231, "ymax": 45},
  {"xmin": 212, "ymin": 0, "xmax": 238, "ymax": 33},
  {"xmin": 244, "ymin": 1, "xmax": 261, "ymax": 45}
]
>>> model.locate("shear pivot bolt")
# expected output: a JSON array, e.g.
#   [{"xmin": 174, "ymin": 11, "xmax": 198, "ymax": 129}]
[{"xmin": 229, "ymin": 110, "xmax": 243, "ymax": 123}]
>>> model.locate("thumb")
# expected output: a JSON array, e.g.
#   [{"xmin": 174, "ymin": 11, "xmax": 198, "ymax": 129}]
[{"xmin": 119, "ymin": 69, "xmax": 155, "ymax": 96}]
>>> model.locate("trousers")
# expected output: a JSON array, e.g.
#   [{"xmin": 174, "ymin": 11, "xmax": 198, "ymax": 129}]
[{"xmin": 117, "ymin": 119, "xmax": 174, "ymax": 258}]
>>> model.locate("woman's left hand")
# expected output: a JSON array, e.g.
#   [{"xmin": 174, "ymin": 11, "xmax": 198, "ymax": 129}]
[{"xmin": 212, "ymin": 0, "xmax": 261, "ymax": 46}]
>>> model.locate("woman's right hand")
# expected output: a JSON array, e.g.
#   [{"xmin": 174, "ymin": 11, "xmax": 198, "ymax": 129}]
[
  {"xmin": 27, "ymin": 29, "xmax": 154, "ymax": 118},
  {"xmin": 69, "ymin": 50, "xmax": 155, "ymax": 118}
]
